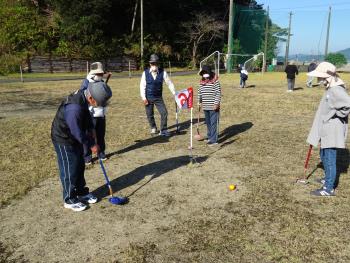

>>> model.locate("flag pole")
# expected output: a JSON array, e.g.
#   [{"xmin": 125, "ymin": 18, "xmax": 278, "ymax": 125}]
[{"xmin": 190, "ymin": 107, "xmax": 193, "ymax": 161}]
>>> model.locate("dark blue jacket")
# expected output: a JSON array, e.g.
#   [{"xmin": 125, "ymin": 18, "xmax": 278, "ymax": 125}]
[
  {"xmin": 145, "ymin": 68, "xmax": 164, "ymax": 99},
  {"xmin": 51, "ymin": 90, "xmax": 94, "ymax": 146}
]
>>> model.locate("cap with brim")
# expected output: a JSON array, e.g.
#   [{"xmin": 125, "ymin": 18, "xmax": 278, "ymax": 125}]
[
  {"xmin": 88, "ymin": 82, "xmax": 112, "ymax": 107},
  {"xmin": 199, "ymin": 65, "xmax": 212, "ymax": 76},
  {"xmin": 89, "ymin": 62, "xmax": 104, "ymax": 75},
  {"xmin": 149, "ymin": 54, "xmax": 159, "ymax": 63},
  {"xmin": 307, "ymin": 61, "xmax": 336, "ymax": 78}
]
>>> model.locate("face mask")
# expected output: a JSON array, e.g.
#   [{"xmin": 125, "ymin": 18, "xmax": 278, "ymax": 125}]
[
  {"xmin": 150, "ymin": 65, "xmax": 158, "ymax": 72},
  {"xmin": 203, "ymin": 73, "xmax": 210, "ymax": 78},
  {"xmin": 94, "ymin": 75, "xmax": 103, "ymax": 81}
]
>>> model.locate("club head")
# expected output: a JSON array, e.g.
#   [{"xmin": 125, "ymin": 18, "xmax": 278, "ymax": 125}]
[
  {"xmin": 109, "ymin": 196, "xmax": 129, "ymax": 205},
  {"xmin": 296, "ymin": 178, "xmax": 309, "ymax": 184}
]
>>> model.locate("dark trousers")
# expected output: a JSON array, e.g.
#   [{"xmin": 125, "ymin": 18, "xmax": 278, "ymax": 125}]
[
  {"xmin": 145, "ymin": 97, "xmax": 168, "ymax": 131},
  {"xmin": 204, "ymin": 110, "xmax": 219, "ymax": 143},
  {"xmin": 83, "ymin": 117, "xmax": 106, "ymax": 161},
  {"xmin": 53, "ymin": 142, "xmax": 89, "ymax": 204}
]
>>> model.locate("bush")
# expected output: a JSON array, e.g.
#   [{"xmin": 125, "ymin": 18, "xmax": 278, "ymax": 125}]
[
  {"xmin": 0, "ymin": 54, "xmax": 22, "ymax": 75},
  {"xmin": 325, "ymin": 52, "xmax": 347, "ymax": 67}
]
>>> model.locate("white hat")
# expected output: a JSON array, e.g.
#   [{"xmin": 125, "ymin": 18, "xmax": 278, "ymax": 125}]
[
  {"xmin": 307, "ymin": 62, "xmax": 337, "ymax": 78},
  {"xmin": 89, "ymin": 62, "xmax": 104, "ymax": 75}
]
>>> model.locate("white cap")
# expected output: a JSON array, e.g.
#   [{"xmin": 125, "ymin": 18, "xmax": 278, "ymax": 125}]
[{"xmin": 307, "ymin": 62, "xmax": 337, "ymax": 78}]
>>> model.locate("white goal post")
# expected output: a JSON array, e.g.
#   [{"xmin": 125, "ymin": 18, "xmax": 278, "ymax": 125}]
[{"xmin": 199, "ymin": 51, "xmax": 265, "ymax": 76}]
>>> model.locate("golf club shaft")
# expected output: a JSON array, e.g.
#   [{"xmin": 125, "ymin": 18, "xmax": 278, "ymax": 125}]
[
  {"xmin": 99, "ymin": 159, "xmax": 114, "ymax": 197},
  {"xmin": 304, "ymin": 145, "xmax": 313, "ymax": 170}
]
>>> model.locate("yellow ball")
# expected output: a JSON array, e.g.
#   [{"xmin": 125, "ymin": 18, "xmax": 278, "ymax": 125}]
[{"xmin": 229, "ymin": 184, "xmax": 236, "ymax": 191}]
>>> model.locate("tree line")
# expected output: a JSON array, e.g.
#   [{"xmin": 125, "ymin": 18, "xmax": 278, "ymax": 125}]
[{"xmin": 0, "ymin": 0, "xmax": 286, "ymax": 74}]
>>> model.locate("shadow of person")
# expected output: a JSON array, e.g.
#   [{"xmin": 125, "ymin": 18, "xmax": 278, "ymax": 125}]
[
  {"xmin": 293, "ymin": 87, "xmax": 304, "ymax": 91},
  {"xmin": 167, "ymin": 117, "xmax": 206, "ymax": 131},
  {"xmin": 92, "ymin": 155, "xmax": 208, "ymax": 199},
  {"xmin": 218, "ymin": 122, "xmax": 253, "ymax": 144},
  {"xmin": 335, "ymin": 148, "xmax": 350, "ymax": 188},
  {"xmin": 106, "ymin": 135, "xmax": 171, "ymax": 158},
  {"xmin": 244, "ymin": 85, "xmax": 256, "ymax": 88}
]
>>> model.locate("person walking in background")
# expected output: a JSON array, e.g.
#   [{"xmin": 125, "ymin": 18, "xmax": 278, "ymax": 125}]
[
  {"xmin": 80, "ymin": 62, "xmax": 112, "ymax": 165},
  {"xmin": 140, "ymin": 54, "xmax": 176, "ymax": 137},
  {"xmin": 198, "ymin": 65, "xmax": 221, "ymax": 146},
  {"xmin": 306, "ymin": 62, "xmax": 350, "ymax": 196},
  {"xmin": 51, "ymin": 82, "xmax": 112, "ymax": 211},
  {"xmin": 240, "ymin": 66, "xmax": 249, "ymax": 88},
  {"xmin": 284, "ymin": 60, "xmax": 298, "ymax": 92},
  {"xmin": 306, "ymin": 60, "xmax": 318, "ymax": 88}
]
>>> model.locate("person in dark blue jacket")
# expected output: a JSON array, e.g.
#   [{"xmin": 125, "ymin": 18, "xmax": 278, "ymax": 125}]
[
  {"xmin": 51, "ymin": 82, "xmax": 112, "ymax": 212},
  {"xmin": 139, "ymin": 54, "xmax": 176, "ymax": 136}
]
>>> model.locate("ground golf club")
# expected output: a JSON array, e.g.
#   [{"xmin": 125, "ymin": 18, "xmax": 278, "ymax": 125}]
[{"xmin": 99, "ymin": 158, "xmax": 128, "ymax": 205}]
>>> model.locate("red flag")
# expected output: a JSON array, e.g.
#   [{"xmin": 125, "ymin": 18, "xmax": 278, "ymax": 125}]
[{"xmin": 187, "ymin": 87, "xmax": 193, "ymax": 109}]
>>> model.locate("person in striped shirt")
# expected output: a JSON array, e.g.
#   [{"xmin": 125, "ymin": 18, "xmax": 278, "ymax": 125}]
[{"xmin": 198, "ymin": 65, "xmax": 221, "ymax": 146}]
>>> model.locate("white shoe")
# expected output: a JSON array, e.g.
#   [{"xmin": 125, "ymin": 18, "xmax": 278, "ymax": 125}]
[
  {"xmin": 64, "ymin": 202, "xmax": 87, "ymax": 212},
  {"xmin": 287, "ymin": 90, "xmax": 293, "ymax": 92},
  {"xmin": 78, "ymin": 193, "xmax": 98, "ymax": 204},
  {"xmin": 150, "ymin": 128, "xmax": 157, "ymax": 134},
  {"xmin": 159, "ymin": 130, "xmax": 171, "ymax": 137}
]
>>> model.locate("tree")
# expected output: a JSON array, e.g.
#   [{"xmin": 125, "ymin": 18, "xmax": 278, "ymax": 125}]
[
  {"xmin": 180, "ymin": 13, "xmax": 225, "ymax": 68},
  {"xmin": 325, "ymin": 53, "xmax": 347, "ymax": 67}
]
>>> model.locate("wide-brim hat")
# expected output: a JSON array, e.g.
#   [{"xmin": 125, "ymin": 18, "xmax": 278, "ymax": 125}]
[
  {"xmin": 307, "ymin": 61, "xmax": 337, "ymax": 78},
  {"xmin": 89, "ymin": 62, "xmax": 104, "ymax": 75},
  {"xmin": 88, "ymin": 82, "xmax": 112, "ymax": 107},
  {"xmin": 199, "ymin": 65, "xmax": 212, "ymax": 76}
]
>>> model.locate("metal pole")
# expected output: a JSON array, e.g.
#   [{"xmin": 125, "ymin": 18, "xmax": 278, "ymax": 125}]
[
  {"xmin": 140, "ymin": 0, "xmax": 144, "ymax": 68},
  {"xmin": 128, "ymin": 60, "xmax": 131, "ymax": 78},
  {"xmin": 284, "ymin": 12, "xmax": 292, "ymax": 66},
  {"xmin": 324, "ymin": 6, "xmax": 332, "ymax": 58},
  {"xmin": 131, "ymin": 0, "xmax": 138, "ymax": 33},
  {"xmin": 263, "ymin": 6, "xmax": 269, "ymax": 73},
  {"xmin": 86, "ymin": 61, "xmax": 89, "ymax": 75},
  {"xmin": 227, "ymin": 0, "xmax": 234, "ymax": 73},
  {"xmin": 20, "ymin": 65, "xmax": 23, "ymax": 82}
]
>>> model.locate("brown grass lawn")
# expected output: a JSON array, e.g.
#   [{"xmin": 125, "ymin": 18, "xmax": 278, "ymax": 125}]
[{"xmin": 1, "ymin": 72, "xmax": 350, "ymax": 262}]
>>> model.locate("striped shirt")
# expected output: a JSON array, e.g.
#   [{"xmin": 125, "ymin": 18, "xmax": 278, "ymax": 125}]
[{"xmin": 198, "ymin": 79, "xmax": 221, "ymax": 110}]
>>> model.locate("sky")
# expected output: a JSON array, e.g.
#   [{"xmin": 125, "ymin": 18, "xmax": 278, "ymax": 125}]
[{"xmin": 257, "ymin": 0, "xmax": 350, "ymax": 56}]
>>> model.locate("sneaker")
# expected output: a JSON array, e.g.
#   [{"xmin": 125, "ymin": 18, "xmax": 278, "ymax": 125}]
[
  {"xmin": 85, "ymin": 156, "xmax": 92, "ymax": 166},
  {"xmin": 77, "ymin": 193, "xmax": 98, "ymax": 204},
  {"xmin": 151, "ymin": 128, "xmax": 158, "ymax": 135},
  {"xmin": 99, "ymin": 152, "xmax": 107, "ymax": 161},
  {"xmin": 207, "ymin": 141, "xmax": 218, "ymax": 146},
  {"xmin": 159, "ymin": 130, "xmax": 171, "ymax": 137},
  {"xmin": 287, "ymin": 90, "xmax": 293, "ymax": 93},
  {"xmin": 64, "ymin": 202, "xmax": 87, "ymax": 212},
  {"xmin": 310, "ymin": 187, "xmax": 335, "ymax": 197}
]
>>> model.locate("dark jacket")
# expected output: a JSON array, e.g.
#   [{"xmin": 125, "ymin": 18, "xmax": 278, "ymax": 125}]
[
  {"xmin": 285, "ymin": 65, "xmax": 299, "ymax": 79},
  {"xmin": 51, "ymin": 90, "xmax": 94, "ymax": 146},
  {"xmin": 145, "ymin": 68, "xmax": 164, "ymax": 99},
  {"xmin": 307, "ymin": 62, "xmax": 317, "ymax": 72}
]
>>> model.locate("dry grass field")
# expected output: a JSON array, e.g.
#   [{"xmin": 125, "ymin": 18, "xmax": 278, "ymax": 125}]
[{"xmin": 1, "ymin": 72, "xmax": 350, "ymax": 262}]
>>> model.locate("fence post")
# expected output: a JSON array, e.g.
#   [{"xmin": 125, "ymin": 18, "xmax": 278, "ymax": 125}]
[
  {"xmin": 20, "ymin": 65, "xmax": 23, "ymax": 82},
  {"xmin": 168, "ymin": 61, "xmax": 172, "ymax": 77},
  {"xmin": 129, "ymin": 60, "xmax": 131, "ymax": 78}
]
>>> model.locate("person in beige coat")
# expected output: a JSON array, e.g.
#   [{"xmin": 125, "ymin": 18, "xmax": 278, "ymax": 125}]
[{"xmin": 307, "ymin": 62, "xmax": 350, "ymax": 196}]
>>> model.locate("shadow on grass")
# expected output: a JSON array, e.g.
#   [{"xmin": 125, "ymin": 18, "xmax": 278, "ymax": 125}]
[
  {"xmin": 218, "ymin": 122, "xmax": 253, "ymax": 145},
  {"xmin": 167, "ymin": 117, "xmax": 206, "ymax": 131},
  {"xmin": 92, "ymin": 155, "xmax": 208, "ymax": 199},
  {"xmin": 336, "ymin": 148, "xmax": 350, "ymax": 187},
  {"xmin": 106, "ymin": 118, "xmax": 207, "ymax": 159},
  {"xmin": 293, "ymin": 87, "xmax": 304, "ymax": 91}
]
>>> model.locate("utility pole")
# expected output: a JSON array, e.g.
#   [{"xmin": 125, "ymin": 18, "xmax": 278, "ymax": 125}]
[
  {"xmin": 131, "ymin": 0, "xmax": 138, "ymax": 33},
  {"xmin": 324, "ymin": 6, "xmax": 332, "ymax": 58},
  {"xmin": 263, "ymin": 5, "xmax": 269, "ymax": 72},
  {"xmin": 226, "ymin": 0, "xmax": 234, "ymax": 73},
  {"xmin": 284, "ymin": 12, "xmax": 292, "ymax": 66},
  {"xmin": 140, "ymin": 0, "xmax": 144, "ymax": 68}
]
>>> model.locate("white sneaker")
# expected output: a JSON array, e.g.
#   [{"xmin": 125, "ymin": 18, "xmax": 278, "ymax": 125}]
[
  {"xmin": 287, "ymin": 90, "xmax": 293, "ymax": 93},
  {"xmin": 151, "ymin": 128, "xmax": 157, "ymax": 134},
  {"xmin": 159, "ymin": 130, "xmax": 171, "ymax": 137},
  {"xmin": 64, "ymin": 202, "xmax": 87, "ymax": 212},
  {"xmin": 77, "ymin": 193, "xmax": 98, "ymax": 204}
]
